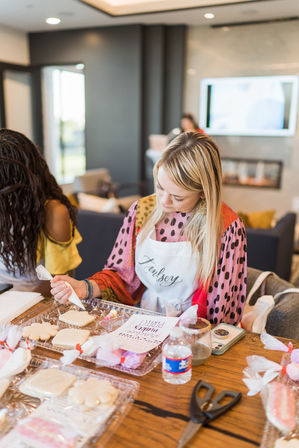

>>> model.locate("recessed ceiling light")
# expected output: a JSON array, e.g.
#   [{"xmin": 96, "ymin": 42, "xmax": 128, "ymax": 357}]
[
  {"xmin": 46, "ymin": 17, "xmax": 61, "ymax": 25},
  {"xmin": 204, "ymin": 13, "xmax": 215, "ymax": 20}
]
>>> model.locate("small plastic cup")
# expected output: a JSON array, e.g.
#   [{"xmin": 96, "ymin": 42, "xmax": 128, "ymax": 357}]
[{"xmin": 180, "ymin": 317, "xmax": 212, "ymax": 365}]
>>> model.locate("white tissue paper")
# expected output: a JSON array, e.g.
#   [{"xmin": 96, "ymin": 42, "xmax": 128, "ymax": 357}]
[
  {"xmin": 0, "ymin": 347, "xmax": 31, "ymax": 379},
  {"xmin": 6, "ymin": 325, "xmax": 23, "ymax": 350},
  {"xmin": 60, "ymin": 335, "xmax": 108, "ymax": 366},
  {"xmin": 261, "ymin": 333, "xmax": 299, "ymax": 363}
]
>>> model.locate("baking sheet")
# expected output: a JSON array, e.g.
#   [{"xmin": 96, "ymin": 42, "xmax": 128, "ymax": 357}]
[
  {"xmin": 0, "ymin": 354, "xmax": 139, "ymax": 447},
  {"xmin": 18, "ymin": 298, "xmax": 163, "ymax": 376}
]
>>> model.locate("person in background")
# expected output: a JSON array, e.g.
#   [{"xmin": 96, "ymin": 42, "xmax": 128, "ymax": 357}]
[
  {"xmin": 0, "ymin": 129, "xmax": 82, "ymax": 294},
  {"xmin": 181, "ymin": 113, "xmax": 205, "ymax": 135},
  {"xmin": 51, "ymin": 132, "xmax": 247, "ymax": 325}
]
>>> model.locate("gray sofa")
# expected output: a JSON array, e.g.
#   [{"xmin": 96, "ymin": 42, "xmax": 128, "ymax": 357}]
[
  {"xmin": 75, "ymin": 209, "xmax": 299, "ymax": 340},
  {"xmin": 75, "ymin": 209, "xmax": 124, "ymax": 279},
  {"xmin": 246, "ymin": 213, "xmax": 296, "ymax": 281},
  {"xmin": 247, "ymin": 267, "xmax": 299, "ymax": 340}
]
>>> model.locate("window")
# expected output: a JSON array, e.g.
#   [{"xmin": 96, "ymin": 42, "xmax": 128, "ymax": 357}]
[{"xmin": 42, "ymin": 65, "xmax": 86, "ymax": 184}]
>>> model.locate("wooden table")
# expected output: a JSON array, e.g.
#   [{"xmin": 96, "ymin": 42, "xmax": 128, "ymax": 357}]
[
  {"xmin": 14, "ymin": 301, "xmax": 296, "ymax": 448},
  {"xmin": 94, "ymin": 332, "xmax": 290, "ymax": 448}
]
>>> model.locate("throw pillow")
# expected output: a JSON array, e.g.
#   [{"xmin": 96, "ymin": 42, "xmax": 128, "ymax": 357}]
[
  {"xmin": 237, "ymin": 210, "xmax": 275, "ymax": 229},
  {"xmin": 77, "ymin": 193, "xmax": 120, "ymax": 213}
]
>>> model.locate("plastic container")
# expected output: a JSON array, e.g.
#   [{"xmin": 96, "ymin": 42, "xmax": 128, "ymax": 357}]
[
  {"xmin": 17, "ymin": 299, "xmax": 163, "ymax": 376},
  {"xmin": 162, "ymin": 327, "xmax": 192, "ymax": 384},
  {"xmin": 180, "ymin": 317, "xmax": 212, "ymax": 365},
  {"xmin": 0, "ymin": 355, "xmax": 139, "ymax": 447}
]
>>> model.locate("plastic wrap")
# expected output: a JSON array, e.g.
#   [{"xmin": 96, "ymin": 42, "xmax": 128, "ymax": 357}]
[
  {"xmin": 17, "ymin": 299, "xmax": 163, "ymax": 376},
  {"xmin": 243, "ymin": 340, "xmax": 299, "ymax": 447},
  {"xmin": 0, "ymin": 355, "xmax": 139, "ymax": 447}
]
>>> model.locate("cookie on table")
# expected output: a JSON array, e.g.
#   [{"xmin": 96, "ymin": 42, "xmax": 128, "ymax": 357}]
[
  {"xmin": 58, "ymin": 310, "xmax": 96, "ymax": 327},
  {"xmin": 19, "ymin": 368, "xmax": 76, "ymax": 398},
  {"xmin": 68, "ymin": 377, "xmax": 118, "ymax": 410},
  {"xmin": 52, "ymin": 328, "xmax": 90, "ymax": 349},
  {"xmin": 22, "ymin": 322, "xmax": 58, "ymax": 341}
]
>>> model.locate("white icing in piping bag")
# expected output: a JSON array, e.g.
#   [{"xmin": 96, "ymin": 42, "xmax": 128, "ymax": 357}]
[{"xmin": 36, "ymin": 265, "xmax": 85, "ymax": 310}]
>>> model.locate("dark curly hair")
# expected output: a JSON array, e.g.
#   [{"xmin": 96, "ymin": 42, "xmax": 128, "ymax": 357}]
[{"xmin": 0, "ymin": 129, "xmax": 76, "ymax": 276}]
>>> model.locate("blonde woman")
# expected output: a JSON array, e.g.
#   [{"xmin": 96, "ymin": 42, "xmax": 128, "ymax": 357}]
[{"xmin": 51, "ymin": 132, "xmax": 247, "ymax": 324}]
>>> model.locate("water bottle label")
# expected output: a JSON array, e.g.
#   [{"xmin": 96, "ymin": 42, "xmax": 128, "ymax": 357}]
[{"xmin": 162, "ymin": 355, "xmax": 191, "ymax": 374}]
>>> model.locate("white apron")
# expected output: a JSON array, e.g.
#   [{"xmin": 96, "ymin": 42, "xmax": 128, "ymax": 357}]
[{"xmin": 135, "ymin": 228, "xmax": 199, "ymax": 316}]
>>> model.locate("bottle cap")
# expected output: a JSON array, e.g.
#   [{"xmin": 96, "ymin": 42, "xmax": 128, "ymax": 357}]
[{"xmin": 169, "ymin": 327, "xmax": 183, "ymax": 338}]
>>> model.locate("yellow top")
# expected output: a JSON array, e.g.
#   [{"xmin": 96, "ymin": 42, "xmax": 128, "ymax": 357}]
[{"xmin": 36, "ymin": 224, "xmax": 82, "ymax": 275}]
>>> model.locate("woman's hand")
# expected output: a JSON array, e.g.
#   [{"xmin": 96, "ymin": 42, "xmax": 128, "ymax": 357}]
[{"xmin": 50, "ymin": 275, "xmax": 87, "ymax": 304}]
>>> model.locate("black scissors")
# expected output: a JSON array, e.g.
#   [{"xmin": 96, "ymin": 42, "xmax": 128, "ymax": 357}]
[{"xmin": 177, "ymin": 380, "xmax": 242, "ymax": 448}]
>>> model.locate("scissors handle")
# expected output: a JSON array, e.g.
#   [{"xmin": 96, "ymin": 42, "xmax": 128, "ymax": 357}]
[
  {"xmin": 190, "ymin": 380, "xmax": 215, "ymax": 423},
  {"xmin": 205, "ymin": 390, "xmax": 242, "ymax": 421}
]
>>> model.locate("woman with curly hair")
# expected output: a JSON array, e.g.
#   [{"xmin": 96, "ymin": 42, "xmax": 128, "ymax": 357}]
[
  {"xmin": 51, "ymin": 132, "xmax": 247, "ymax": 325},
  {"xmin": 0, "ymin": 129, "xmax": 82, "ymax": 293}
]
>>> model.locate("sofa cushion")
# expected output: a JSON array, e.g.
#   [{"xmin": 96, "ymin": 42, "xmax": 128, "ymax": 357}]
[
  {"xmin": 247, "ymin": 267, "xmax": 299, "ymax": 340},
  {"xmin": 238, "ymin": 210, "xmax": 275, "ymax": 229}
]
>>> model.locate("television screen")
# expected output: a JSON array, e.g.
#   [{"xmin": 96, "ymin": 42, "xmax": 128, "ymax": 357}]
[{"xmin": 199, "ymin": 76, "xmax": 298, "ymax": 136}]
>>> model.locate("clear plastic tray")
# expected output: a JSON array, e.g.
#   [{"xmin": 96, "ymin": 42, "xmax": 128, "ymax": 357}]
[
  {"xmin": 0, "ymin": 354, "xmax": 139, "ymax": 447},
  {"xmin": 18, "ymin": 298, "xmax": 163, "ymax": 376},
  {"xmin": 260, "ymin": 420, "xmax": 299, "ymax": 448},
  {"xmin": 260, "ymin": 379, "xmax": 299, "ymax": 448}
]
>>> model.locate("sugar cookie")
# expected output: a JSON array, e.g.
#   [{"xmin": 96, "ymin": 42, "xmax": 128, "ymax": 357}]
[
  {"xmin": 59, "ymin": 310, "xmax": 96, "ymax": 327},
  {"xmin": 68, "ymin": 377, "xmax": 118, "ymax": 410},
  {"xmin": 22, "ymin": 322, "xmax": 58, "ymax": 341},
  {"xmin": 52, "ymin": 328, "xmax": 90, "ymax": 349},
  {"xmin": 19, "ymin": 368, "xmax": 76, "ymax": 398}
]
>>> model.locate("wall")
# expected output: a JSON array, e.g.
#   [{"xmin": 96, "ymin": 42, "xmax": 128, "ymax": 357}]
[
  {"xmin": 3, "ymin": 71, "xmax": 33, "ymax": 139},
  {"xmin": 29, "ymin": 25, "xmax": 185, "ymax": 190},
  {"xmin": 184, "ymin": 21, "xmax": 299, "ymax": 219},
  {"xmin": 0, "ymin": 25, "xmax": 29, "ymax": 64}
]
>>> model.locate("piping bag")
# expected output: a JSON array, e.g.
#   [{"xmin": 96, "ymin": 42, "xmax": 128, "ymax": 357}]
[{"xmin": 36, "ymin": 265, "xmax": 85, "ymax": 310}]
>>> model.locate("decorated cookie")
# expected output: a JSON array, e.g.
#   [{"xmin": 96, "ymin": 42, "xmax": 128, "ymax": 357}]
[
  {"xmin": 19, "ymin": 368, "xmax": 76, "ymax": 398},
  {"xmin": 52, "ymin": 328, "xmax": 90, "ymax": 349},
  {"xmin": 16, "ymin": 416, "xmax": 77, "ymax": 448},
  {"xmin": 68, "ymin": 377, "xmax": 118, "ymax": 410},
  {"xmin": 58, "ymin": 310, "xmax": 96, "ymax": 327},
  {"xmin": 22, "ymin": 322, "xmax": 58, "ymax": 341}
]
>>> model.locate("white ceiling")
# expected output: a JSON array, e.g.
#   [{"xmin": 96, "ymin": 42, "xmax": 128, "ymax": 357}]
[{"xmin": 0, "ymin": 0, "xmax": 298, "ymax": 33}]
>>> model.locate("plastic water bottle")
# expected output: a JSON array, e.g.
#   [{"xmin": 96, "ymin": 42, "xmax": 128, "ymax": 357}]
[{"xmin": 162, "ymin": 327, "xmax": 192, "ymax": 384}]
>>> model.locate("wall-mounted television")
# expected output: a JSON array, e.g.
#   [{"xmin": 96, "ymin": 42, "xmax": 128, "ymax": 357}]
[{"xmin": 199, "ymin": 76, "xmax": 298, "ymax": 136}]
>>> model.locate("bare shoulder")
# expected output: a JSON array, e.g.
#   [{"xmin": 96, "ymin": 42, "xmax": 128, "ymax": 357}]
[{"xmin": 44, "ymin": 200, "xmax": 71, "ymax": 242}]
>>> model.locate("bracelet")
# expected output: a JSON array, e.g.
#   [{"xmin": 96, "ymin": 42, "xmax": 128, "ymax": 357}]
[{"xmin": 83, "ymin": 279, "xmax": 94, "ymax": 300}]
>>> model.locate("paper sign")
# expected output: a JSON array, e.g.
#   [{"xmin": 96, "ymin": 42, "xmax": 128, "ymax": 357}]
[{"xmin": 109, "ymin": 314, "xmax": 179, "ymax": 353}]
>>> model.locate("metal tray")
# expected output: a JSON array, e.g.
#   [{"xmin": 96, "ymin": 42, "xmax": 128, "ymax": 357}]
[
  {"xmin": 0, "ymin": 354, "xmax": 139, "ymax": 447},
  {"xmin": 18, "ymin": 298, "xmax": 163, "ymax": 376}
]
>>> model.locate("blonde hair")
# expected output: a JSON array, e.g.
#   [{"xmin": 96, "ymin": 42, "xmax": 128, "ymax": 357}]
[{"xmin": 140, "ymin": 132, "xmax": 223, "ymax": 285}]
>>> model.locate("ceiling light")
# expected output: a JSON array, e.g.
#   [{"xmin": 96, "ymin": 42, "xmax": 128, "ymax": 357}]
[
  {"xmin": 76, "ymin": 63, "xmax": 85, "ymax": 70},
  {"xmin": 46, "ymin": 17, "xmax": 61, "ymax": 25},
  {"xmin": 204, "ymin": 13, "xmax": 215, "ymax": 20}
]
